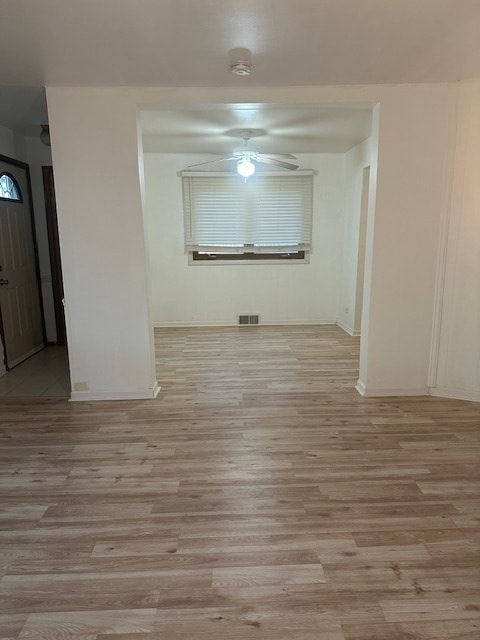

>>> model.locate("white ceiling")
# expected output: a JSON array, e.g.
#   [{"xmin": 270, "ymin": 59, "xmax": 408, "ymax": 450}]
[
  {"xmin": 0, "ymin": 0, "xmax": 479, "ymax": 144},
  {"xmin": 1, "ymin": 0, "xmax": 479, "ymax": 87},
  {"xmin": 141, "ymin": 105, "xmax": 373, "ymax": 154}
]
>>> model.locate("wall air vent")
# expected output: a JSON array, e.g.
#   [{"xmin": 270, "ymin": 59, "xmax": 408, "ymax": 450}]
[{"xmin": 238, "ymin": 314, "xmax": 260, "ymax": 325}]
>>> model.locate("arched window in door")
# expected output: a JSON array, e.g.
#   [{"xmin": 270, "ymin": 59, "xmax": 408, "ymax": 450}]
[{"xmin": 0, "ymin": 172, "xmax": 22, "ymax": 202}]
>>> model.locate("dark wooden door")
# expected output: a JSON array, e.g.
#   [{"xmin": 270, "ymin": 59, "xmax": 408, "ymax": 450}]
[
  {"xmin": 42, "ymin": 166, "xmax": 66, "ymax": 346},
  {"xmin": 0, "ymin": 156, "xmax": 45, "ymax": 368}
]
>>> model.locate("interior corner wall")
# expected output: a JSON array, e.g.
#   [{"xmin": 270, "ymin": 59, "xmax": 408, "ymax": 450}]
[
  {"xmin": 46, "ymin": 87, "xmax": 158, "ymax": 400},
  {"xmin": 338, "ymin": 137, "xmax": 372, "ymax": 336},
  {"xmin": 432, "ymin": 79, "xmax": 480, "ymax": 402},
  {"xmin": 144, "ymin": 153, "xmax": 345, "ymax": 326}
]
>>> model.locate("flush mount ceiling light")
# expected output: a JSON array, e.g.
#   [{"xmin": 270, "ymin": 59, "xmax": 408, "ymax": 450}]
[{"xmin": 228, "ymin": 47, "xmax": 253, "ymax": 76}]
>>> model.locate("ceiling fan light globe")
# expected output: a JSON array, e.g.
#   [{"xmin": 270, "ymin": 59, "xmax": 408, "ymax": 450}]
[{"xmin": 237, "ymin": 159, "xmax": 255, "ymax": 178}]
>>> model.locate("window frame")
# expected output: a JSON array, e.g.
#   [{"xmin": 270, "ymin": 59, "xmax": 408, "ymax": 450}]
[
  {"xmin": 182, "ymin": 170, "xmax": 314, "ymax": 263},
  {"xmin": 0, "ymin": 171, "xmax": 23, "ymax": 203},
  {"xmin": 191, "ymin": 250, "xmax": 306, "ymax": 262}
]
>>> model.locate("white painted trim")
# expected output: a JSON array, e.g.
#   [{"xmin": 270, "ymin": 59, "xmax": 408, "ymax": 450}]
[
  {"xmin": 355, "ymin": 379, "xmax": 366, "ymax": 396},
  {"xmin": 336, "ymin": 320, "xmax": 360, "ymax": 336},
  {"xmin": 430, "ymin": 386, "xmax": 480, "ymax": 403},
  {"xmin": 70, "ymin": 381, "xmax": 160, "ymax": 402},
  {"xmin": 153, "ymin": 320, "xmax": 337, "ymax": 328},
  {"xmin": 8, "ymin": 344, "xmax": 44, "ymax": 370},
  {"xmin": 248, "ymin": 320, "xmax": 337, "ymax": 327},
  {"xmin": 356, "ymin": 383, "xmax": 430, "ymax": 397},
  {"xmin": 188, "ymin": 255, "xmax": 310, "ymax": 266},
  {"xmin": 428, "ymin": 91, "xmax": 459, "ymax": 388},
  {"xmin": 155, "ymin": 321, "xmax": 235, "ymax": 328}
]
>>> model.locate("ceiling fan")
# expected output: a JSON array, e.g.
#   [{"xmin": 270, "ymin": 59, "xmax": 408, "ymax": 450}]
[{"xmin": 187, "ymin": 129, "xmax": 299, "ymax": 177}]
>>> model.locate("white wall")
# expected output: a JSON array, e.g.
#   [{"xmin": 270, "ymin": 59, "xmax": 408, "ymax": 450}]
[
  {"xmin": 47, "ymin": 87, "xmax": 158, "ymax": 400},
  {"xmin": 338, "ymin": 138, "xmax": 371, "ymax": 335},
  {"xmin": 0, "ymin": 124, "xmax": 27, "ymax": 161},
  {"xmin": 432, "ymin": 80, "xmax": 480, "ymax": 402},
  {"xmin": 45, "ymin": 84, "xmax": 462, "ymax": 399},
  {"xmin": 357, "ymin": 85, "xmax": 458, "ymax": 396},
  {"xmin": 144, "ymin": 153, "xmax": 345, "ymax": 326}
]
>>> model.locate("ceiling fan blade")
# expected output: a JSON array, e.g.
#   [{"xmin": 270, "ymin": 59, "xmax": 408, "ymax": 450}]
[
  {"xmin": 256, "ymin": 157, "xmax": 299, "ymax": 170},
  {"xmin": 257, "ymin": 153, "xmax": 297, "ymax": 160},
  {"xmin": 187, "ymin": 157, "xmax": 236, "ymax": 168}
]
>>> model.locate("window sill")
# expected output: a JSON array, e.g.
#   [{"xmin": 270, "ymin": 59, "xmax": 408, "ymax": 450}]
[{"xmin": 188, "ymin": 254, "xmax": 310, "ymax": 266}]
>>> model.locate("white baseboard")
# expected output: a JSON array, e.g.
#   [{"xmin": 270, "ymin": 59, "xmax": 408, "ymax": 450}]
[
  {"xmin": 258, "ymin": 320, "xmax": 336, "ymax": 326},
  {"xmin": 357, "ymin": 381, "xmax": 479, "ymax": 402},
  {"xmin": 430, "ymin": 386, "xmax": 480, "ymax": 403},
  {"xmin": 154, "ymin": 320, "xmax": 337, "ymax": 328},
  {"xmin": 336, "ymin": 320, "xmax": 360, "ymax": 336},
  {"xmin": 70, "ymin": 381, "xmax": 160, "ymax": 402},
  {"xmin": 356, "ymin": 380, "xmax": 430, "ymax": 397},
  {"xmin": 154, "ymin": 320, "xmax": 232, "ymax": 328},
  {"xmin": 355, "ymin": 380, "xmax": 366, "ymax": 396}
]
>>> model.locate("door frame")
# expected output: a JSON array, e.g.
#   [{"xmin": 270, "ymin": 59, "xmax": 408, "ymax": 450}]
[
  {"xmin": 42, "ymin": 166, "xmax": 66, "ymax": 345},
  {"xmin": 0, "ymin": 154, "xmax": 46, "ymax": 369}
]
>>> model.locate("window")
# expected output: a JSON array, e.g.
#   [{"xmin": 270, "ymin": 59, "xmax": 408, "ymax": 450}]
[
  {"xmin": 183, "ymin": 172, "xmax": 313, "ymax": 261},
  {"xmin": 0, "ymin": 172, "xmax": 22, "ymax": 202}
]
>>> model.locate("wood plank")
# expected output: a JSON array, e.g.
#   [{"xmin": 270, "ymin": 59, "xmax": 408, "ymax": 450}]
[
  {"xmin": 17, "ymin": 609, "xmax": 156, "ymax": 639},
  {"xmin": 342, "ymin": 619, "xmax": 480, "ymax": 639},
  {"xmin": 380, "ymin": 597, "xmax": 480, "ymax": 622},
  {"xmin": 212, "ymin": 563, "xmax": 326, "ymax": 587}
]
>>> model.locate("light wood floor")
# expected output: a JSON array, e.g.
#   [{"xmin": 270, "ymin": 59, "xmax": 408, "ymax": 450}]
[{"xmin": 0, "ymin": 325, "xmax": 479, "ymax": 639}]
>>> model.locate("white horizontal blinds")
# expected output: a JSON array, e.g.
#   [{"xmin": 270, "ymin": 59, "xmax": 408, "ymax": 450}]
[
  {"xmin": 250, "ymin": 175, "xmax": 312, "ymax": 251},
  {"xmin": 184, "ymin": 175, "xmax": 246, "ymax": 250},
  {"xmin": 183, "ymin": 173, "xmax": 313, "ymax": 253}
]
